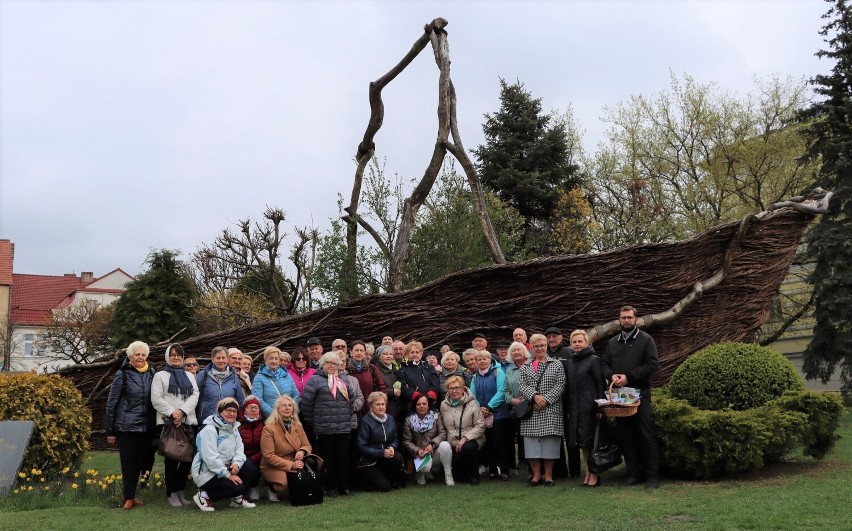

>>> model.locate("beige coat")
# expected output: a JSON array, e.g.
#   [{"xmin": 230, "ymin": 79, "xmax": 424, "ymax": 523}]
[
  {"xmin": 436, "ymin": 389, "xmax": 486, "ymax": 448},
  {"xmin": 260, "ymin": 420, "xmax": 312, "ymax": 493}
]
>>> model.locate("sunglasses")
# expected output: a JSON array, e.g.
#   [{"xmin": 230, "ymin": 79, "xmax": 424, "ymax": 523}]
[
  {"xmin": 185, "ymin": 363, "xmax": 199, "ymax": 367},
  {"xmin": 294, "ymin": 357, "xmax": 307, "ymax": 362}
]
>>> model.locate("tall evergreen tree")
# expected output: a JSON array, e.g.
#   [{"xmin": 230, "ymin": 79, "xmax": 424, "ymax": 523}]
[
  {"xmin": 799, "ymin": 0, "xmax": 852, "ymax": 392},
  {"xmin": 112, "ymin": 249, "xmax": 196, "ymax": 348},
  {"xmin": 473, "ymin": 79, "xmax": 581, "ymax": 252}
]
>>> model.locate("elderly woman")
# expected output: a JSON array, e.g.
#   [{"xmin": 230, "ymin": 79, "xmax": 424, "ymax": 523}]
[
  {"xmin": 564, "ymin": 329, "xmax": 606, "ymax": 487},
  {"xmin": 462, "ymin": 348, "xmax": 478, "ymax": 386},
  {"xmin": 374, "ymin": 345, "xmax": 404, "ymax": 427},
  {"xmin": 435, "ymin": 375, "xmax": 486, "ymax": 485},
  {"xmin": 518, "ymin": 333, "xmax": 566, "ymax": 487},
  {"xmin": 191, "ymin": 398, "xmax": 258, "ymax": 511},
  {"xmin": 300, "ymin": 352, "xmax": 358, "ymax": 497},
  {"xmin": 336, "ymin": 349, "xmax": 366, "ymax": 431},
  {"xmin": 400, "ymin": 341, "xmax": 440, "ymax": 413},
  {"xmin": 470, "ymin": 350, "xmax": 510, "ymax": 481},
  {"xmin": 237, "ymin": 396, "xmax": 265, "ymax": 500},
  {"xmin": 260, "ymin": 395, "xmax": 313, "ymax": 502},
  {"xmin": 347, "ymin": 340, "xmax": 387, "ymax": 415},
  {"xmin": 355, "ymin": 392, "xmax": 408, "ymax": 491},
  {"xmin": 241, "ymin": 354, "xmax": 255, "ymax": 380},
  {"xmin": 437, "ymin": 351, "xmax": 465, "ymax": 404},
  {"xmin": 403, "ymin": 394, "xmax": 452, "ymax": 485},
  {"xmin": 151, "ymin": 343, "xmax": 199, "ymax": 507},
  {"xmin": 252, "ymin": 346, "xmax": 300, "ymax": 418},
  {"xmin": 106, "ymin": 341, "xmax": 157, "ymax": 509},
  {"xmin": 196, "ymin": 346, "xmax": 245, "ymax": 421},
  {"xmin": 229, "ymin": 348, "xmax": 254, "ymax": 396},
  {"xmin": 502, "ymin": 341, "xmax": 531, "ymax": 475}
]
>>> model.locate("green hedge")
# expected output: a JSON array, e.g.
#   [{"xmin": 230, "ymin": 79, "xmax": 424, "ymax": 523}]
[
  {"xmin": 0, "ymin": 373, "xmax": 91, "ymax": 479},
  {"xmin": 653, "ymin": 388, "xmax": 843, "ymax": 479},
  {"xmin": 669, "ymin": 342, "xmax": 804, "ymax": 411}
]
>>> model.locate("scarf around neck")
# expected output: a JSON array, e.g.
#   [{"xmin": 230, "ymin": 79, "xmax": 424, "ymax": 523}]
[
  {"xmin": 407, "ymin": 410, "xmax": 436, "ymax": 433},
  {"xmin": 165, "ymin": 363, "xmax": 194, "ymax": 399},
  {"xmin": 370, "ymin": 411, "xmax": 388, "ymax": 423},
  {"xmin": 327, "ymin": 373, "xmax": 350, "ymax": 401}
]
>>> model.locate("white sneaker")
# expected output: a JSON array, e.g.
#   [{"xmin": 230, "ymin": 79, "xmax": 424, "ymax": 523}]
[
  {"xmin": 478, "ymin": 465, "xmax": 487, "ymax": 476},
  {"xmin": 444, "ymin": 471, "xmax": 455, "ymax": 486},
  {"xmin": 248, "ymin": 487, "xmax": 260, "ymax": 501},
  {"xmin": 193, "ymin": 492, "xmax": 215, "ymax": 512},
  {"xmin": 416, "ymin": 473, "xmax": 426, "ymax": 485},
  {"xmin": 268, "ymin": 490, "xmax": 280, "ymax": 502},
  {"xmin": 230, "ymin": 496, "xmax": 256, "ymax": 509}
]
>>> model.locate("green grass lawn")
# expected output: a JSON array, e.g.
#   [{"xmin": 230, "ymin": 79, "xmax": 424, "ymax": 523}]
[{"xmin": 2, "ymin": 410, "xmax": 850, "ymax": 531}]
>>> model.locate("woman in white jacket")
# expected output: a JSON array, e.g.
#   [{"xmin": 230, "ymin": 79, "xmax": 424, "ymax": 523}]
[
  {"xmin": 191, "ymin": 398, "xmax": 258, "ymax": 512},
  {"xmin": 150, "ymin": 343, "xmax": 199, "ymax": 507}
]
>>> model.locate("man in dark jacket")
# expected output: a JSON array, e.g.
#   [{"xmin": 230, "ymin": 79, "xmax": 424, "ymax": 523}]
[{"xmin": 602, "ymin": 305, "xmax": 661, "ymax": 489}]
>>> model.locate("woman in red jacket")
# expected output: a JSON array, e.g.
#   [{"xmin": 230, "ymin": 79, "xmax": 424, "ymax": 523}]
[
  {"xmin": 347, "ymin": 340, "xmax": 387, "ymax": 414},
  {"xmin": 238, "ymin": 395, "xmax": 265, "ymax": 500}
]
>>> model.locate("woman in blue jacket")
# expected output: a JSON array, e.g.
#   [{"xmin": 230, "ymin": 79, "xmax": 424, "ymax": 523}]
[
  {"xmin": 470, "ymin": 350, "xmax": 510, "ymax": 480},
  {"xmin": 196, "ymin": 346, "xmax": 245, "ymax": 421},
  {"xmin": 355, "ymin": 392, "xmax": 407, "ymax": 491},
  {"xmin": 252, "ymin": 346, "xmax": 300, "ymax": 417}
]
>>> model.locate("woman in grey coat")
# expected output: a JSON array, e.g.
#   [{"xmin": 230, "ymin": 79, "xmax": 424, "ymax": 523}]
[
  {"xmin": 518, "ymin": 333, "xmax": 565, "ymax": 487},
  {"xmin": 300, "ymin": 352, "xmax": 358, "ymax": 497}
]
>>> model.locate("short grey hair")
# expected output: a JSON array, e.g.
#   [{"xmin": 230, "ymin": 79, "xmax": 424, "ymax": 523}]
[
  {"xmin": 126, "ymin": 341, "xmax": 149, "ymax": 358},
  {"xmin": 318, "ymin": 352, "xmax": 340, "ymax": 368},
  {"xmin": 508, "ymin": 341, "xmax": 531, "ymax": 361},
  {"xmin": 441, "ymin": 351, "xmax": 459, "ymax": 366}
]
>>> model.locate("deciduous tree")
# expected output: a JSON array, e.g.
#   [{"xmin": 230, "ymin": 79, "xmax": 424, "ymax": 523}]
[{"xmin": 41, "ymin": 299, "xmax": 113, "ymax": 364}]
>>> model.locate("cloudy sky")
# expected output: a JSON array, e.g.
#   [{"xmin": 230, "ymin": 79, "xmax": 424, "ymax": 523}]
[{"xmin": 0, "ymin": 0, "xmax": 830, "ymax": 278}]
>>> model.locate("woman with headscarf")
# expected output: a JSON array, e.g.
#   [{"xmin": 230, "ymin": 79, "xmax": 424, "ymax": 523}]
[
  {"xmin": 105, "ymin": 341, "xmax": 157, "ymax": 509},
  {"xmin": 151, "ymin": 343, "xmax": 199, "ymax": 507}
]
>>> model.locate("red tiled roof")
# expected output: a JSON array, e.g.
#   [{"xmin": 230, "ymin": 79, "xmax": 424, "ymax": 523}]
[
  {"xmin": 10, "ymin": 274, "xmax": 83, "ymax": 326},
  {"xmin": 0, "ymin": 240, "xmax": 13, "ymax": 285}
]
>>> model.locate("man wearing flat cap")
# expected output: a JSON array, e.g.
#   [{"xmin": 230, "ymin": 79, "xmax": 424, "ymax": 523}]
[{"xmin": 307, "ymin": 337, "xmax": 323, "ymax": 369}]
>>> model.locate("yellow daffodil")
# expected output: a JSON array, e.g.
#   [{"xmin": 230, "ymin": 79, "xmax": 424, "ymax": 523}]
[{"xmin": 71, "ymin": 483, "xmax": 78, "ymax": 489}]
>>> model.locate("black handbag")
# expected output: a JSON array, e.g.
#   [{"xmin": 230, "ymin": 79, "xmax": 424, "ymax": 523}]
[
  {"xmin": 287, "ymin": 455, "xmax": 324, "ymax": 506},
  {"xmin": 587, "ymin": 417, "xmax": 622, "ymax": 474},
  {"xmin": 158, "ymin": 422, "xmax": 194, "ymax": 463},
  {"xmin": 510, "ymin": 362, "xmax": 547, "ymax": 420}
]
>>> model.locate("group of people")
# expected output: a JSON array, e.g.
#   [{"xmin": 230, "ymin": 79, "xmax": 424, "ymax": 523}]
[{"xmin": 104, "ymin": 305, "xmax": 661, "ymax": 512}]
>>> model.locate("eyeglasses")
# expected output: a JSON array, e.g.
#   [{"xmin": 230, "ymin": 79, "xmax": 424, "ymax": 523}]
[
  {"xmin": 532, "ymin": 344, "xmax": 547, "ymax": 350},
  {"xmin": 332, "ymin": 345, "xmax": 346, "ymax": 350},
  {"xmin": 447, "ymin": 386, "xmax": 463, "ymax": 391},
  {"xmin": 184, "ymin": 363, "xmax": 198, "ymax": 367}
]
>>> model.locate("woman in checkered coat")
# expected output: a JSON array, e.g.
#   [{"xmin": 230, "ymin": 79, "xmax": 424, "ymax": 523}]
[{"xmin": 518, "ymin": 333, "xmax": 566, "ymax": 487}]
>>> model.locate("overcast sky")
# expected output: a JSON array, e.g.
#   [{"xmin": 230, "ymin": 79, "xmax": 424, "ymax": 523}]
[{"xmin": 0, "ymin": 0, "xmax": 830, "ymax": 278}]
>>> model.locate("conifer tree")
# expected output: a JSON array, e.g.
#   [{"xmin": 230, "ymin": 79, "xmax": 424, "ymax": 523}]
[{"xmin": 799, "ymin": 0, "xmax": 852, "ymax": 392}]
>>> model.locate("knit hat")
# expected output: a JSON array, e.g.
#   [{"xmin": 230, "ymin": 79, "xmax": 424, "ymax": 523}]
[{"xmin": 217, "ymin": 398, "xmax": 239, "ymax": 413}]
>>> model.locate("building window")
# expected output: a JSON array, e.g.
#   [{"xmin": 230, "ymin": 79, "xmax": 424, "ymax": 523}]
[{"xmin": 24, "ymin": 334, "xmax": 34, "ymax": 357}]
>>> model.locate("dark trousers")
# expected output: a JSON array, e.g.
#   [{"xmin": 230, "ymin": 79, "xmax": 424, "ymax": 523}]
[
  {"xmin": 354, "ymin": 453, "xmax": 407, "ymax": 492},
  {"xmin": 164, "ymin": 457, "xmax": 191, "ymax": 495},
  {"xmin": 615, "ymin": 392, "xmax": 659, "ymax": 482},
  {"xmin": 552, "ymin": 437, "xmax": 581, "ymax": 478},
  {"xmin": 315, "ymin": 433, "xmax": 351, "ymax": 493},
  {"xmin": 451, "ymin": 440, "xmax": 480, "ymax": 482},
  {"xmin": 116, "ymin": 432, "xmax": 151, "ymax": 500},
  {"xmin": 200, "ymin": 459, "xmax": 259, "ymax": 501},
  {"xmin": 509, "ymin": 418, "xmax": 526, "ymax": 468},
  {"xmin": 480, "ymin": 419, "xmax": 513, "ymax": 475}
]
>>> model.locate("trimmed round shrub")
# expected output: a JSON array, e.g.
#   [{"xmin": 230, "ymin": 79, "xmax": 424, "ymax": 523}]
[
  {"xmin": 669, "ymin": 342, "xmax": 804, "ymax": 410},
  {"xmin": 653, "ymin": 388, "xmax": 843, "ymax": 479},
  {"xmin": 0, "ymin": 373, "xmax": 91, "ymax": 479}
]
